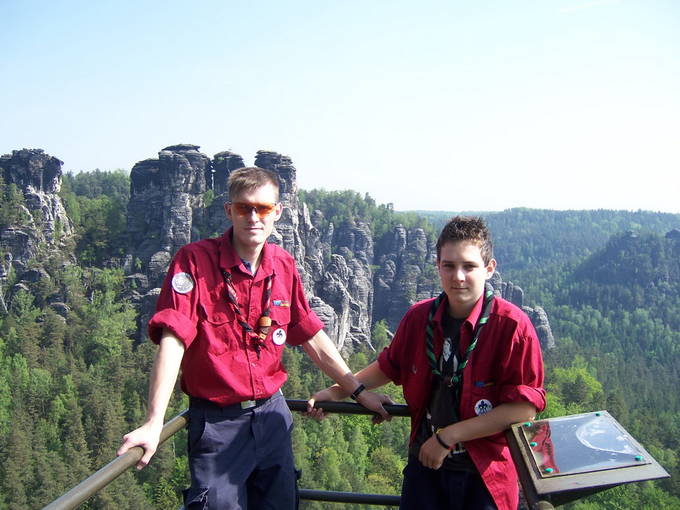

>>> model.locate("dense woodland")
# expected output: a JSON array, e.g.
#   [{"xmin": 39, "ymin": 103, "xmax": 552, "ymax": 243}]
[{"xmin": 0, "ymin": 172, "xmax": 679, "ymax": 509}]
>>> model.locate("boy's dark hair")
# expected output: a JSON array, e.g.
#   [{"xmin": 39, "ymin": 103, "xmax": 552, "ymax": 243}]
[
  {"xmin": 436, "ymin": 216, "xmax": 493, "ymax": 264},
  {"xmin": 228, "ymin": 167, "xmax": 280, "ymax": 201}
]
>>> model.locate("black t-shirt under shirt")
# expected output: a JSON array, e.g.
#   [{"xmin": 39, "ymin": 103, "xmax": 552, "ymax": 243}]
[{"xmin": 410, "ymin": 313, "xmax": 476, "ymax": 471}]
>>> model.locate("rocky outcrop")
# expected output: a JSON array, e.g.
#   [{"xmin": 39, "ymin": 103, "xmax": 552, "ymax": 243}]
[
  {"xmin": 374, "ymin": 226, "xmax": 438, "ymax": 328},
  {"xmin": 489, "ymin": 272, "xmax": 556, "ymax": 350},
  {"xmin": 122, "ymin": 145, "xmax": 555, "ymax": 351},
  {"xmin": 0, "ymin": 145, "xmax": 554, "ymax": 353},
  {"xmin": 127, "ymin": 144, "xmax": 213, "ymax": 287},
  {"xmin": 0, "ymin": 149, "xmax": 74, "ymax": 260},
  {"xmin": 254, "ymin": 151, "xmax": 304, "ymax": 261},
  {"xmin": 0, "ymin": 149, "xmax": 74, "ymax": 311},
  {"xmin": 253, "ymin": 152, "xmax": 375, "ymax": 352},
  {"xmin": 212, "ymin": 151, "xmax": 245, "ymax": 196},
  {"xmin": 524, "ymin": 306, "xmax": 556, "ymax": 350}
]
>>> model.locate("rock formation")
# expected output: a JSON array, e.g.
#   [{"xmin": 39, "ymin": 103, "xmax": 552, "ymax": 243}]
[
  {"xmin": 253, "ymin": 151, "xmax": 376, "ymax": 352},
  {"xmin": 0, "ymin": 145, "xmax": 555, "ymax": 354},
  {"xmin": 0, "ymin": 149, "xmax": 74, "ymax": 264},
  {"xmin": 0, "ymin": 149, "xmax": 74, "ymax": 314},
  {"xmin": 374, "ymin": 225, "xmax": 439, "ymax": 328},
  {"xmin": 489, "ymin": 272, "xmax": 556, "ymax": 350},
  {"xmin": 127, "ymin": 144, "xmax": 214, "ymax": 286}
]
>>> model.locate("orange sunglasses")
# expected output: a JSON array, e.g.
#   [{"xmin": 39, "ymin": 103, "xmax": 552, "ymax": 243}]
[{"xmin": 230, "ymin": 202, "xmax": 278, "ymax": 220}]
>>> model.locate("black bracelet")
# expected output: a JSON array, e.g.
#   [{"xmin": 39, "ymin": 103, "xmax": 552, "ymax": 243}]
[
  {"xmin": 350, "ymin": 383, "xmax": 366, "ymax": 401},
  {"xmin": 435, "ymin": 429, "xmax": 452, "ymax": 450}
]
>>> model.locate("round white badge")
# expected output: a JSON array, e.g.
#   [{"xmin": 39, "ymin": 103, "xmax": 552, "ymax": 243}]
[
  {"xmin": 272, "ymin": 328, "xmax": 287, "ymax": 345},
  {"xmin": 171, "ymin": 272, "xmax": 194, "ymax": 294},
  {"xmin": 474, "ymin": 399, "xmax": 493, "ymax": 416}
]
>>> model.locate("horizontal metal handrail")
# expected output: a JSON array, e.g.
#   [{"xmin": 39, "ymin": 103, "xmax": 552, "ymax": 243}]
[
  {"xmin": 42, "ymin": 400, "xmax": 409, "ymax": 510},
  {"xmin": 299, "ymin": 488, "xmax": 401, "ymax": 506},
  {"xmin": 286, "ymin": 399, "xmax": 410, "ymax": 416}
]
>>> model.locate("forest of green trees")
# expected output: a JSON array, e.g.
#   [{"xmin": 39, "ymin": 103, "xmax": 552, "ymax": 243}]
[{"xmin": 0, "ymin": 172, "xmax": 679, "ymax": 509}]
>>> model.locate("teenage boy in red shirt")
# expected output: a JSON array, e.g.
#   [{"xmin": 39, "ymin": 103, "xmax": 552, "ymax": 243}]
[
  {"xmin": 118, "ymin": 167, "xmax": 391, "ymax": 510},
  {"xmin": 308, "ymin": 216, "xmax": 545, "ymax": 510}
]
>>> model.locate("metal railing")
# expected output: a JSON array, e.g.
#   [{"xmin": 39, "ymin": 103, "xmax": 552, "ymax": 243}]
[
  {"xmin": 42, "ymin": 400, "xmax": 410, "ymax": 510},
  {"xmin": 42, "ymin": 400, "xmax": 557, "ymax": 510},
  {"xmin": 43, "ymin": 411, "xmax": 189, "ymax": 510}
]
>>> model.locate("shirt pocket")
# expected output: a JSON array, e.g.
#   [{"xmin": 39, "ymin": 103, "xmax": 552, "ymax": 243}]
[
  {"xmin": 467, "ymin": 385, "xmax": 505, "ymax": 442},
  {"xmin": 268, "ymin": 306, "xmax": 291, "ymax": 348},
  {"xmin": 199, "ymin": 301, "xmax": 237, "ymax": 356},
  {"xmin": 468, "ymin": 385, "xmax": 499, "ymax": 416}
]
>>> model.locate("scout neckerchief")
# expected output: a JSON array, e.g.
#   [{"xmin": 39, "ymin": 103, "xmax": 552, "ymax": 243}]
[
  {"xmin": 221, "ymin": 268, "xmax": 273, "ymax": 359},
  {"xmin": 425, "ymin": 283, "xmax": 495, "ymax": 387}
]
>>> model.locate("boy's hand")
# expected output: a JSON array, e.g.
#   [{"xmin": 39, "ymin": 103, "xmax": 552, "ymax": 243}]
[
  {"xmin": 305, "ymin": 386, "xmax": 346, "ymax": 420},
  {"xmin": 355, "ymin": 391, "xmax": 394, "ymax": 424},
  {"xmin": 418, "ymin": 434, "xmax": 451, "ymax": 470},
  {"xmin": 305, "ymin": 387, "xmax": 394, "ymax": 424}
]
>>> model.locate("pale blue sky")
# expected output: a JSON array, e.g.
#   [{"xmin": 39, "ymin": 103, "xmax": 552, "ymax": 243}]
[{"xmin": 2, "ymin": 0, "xmax": 678, "ymax": 212}]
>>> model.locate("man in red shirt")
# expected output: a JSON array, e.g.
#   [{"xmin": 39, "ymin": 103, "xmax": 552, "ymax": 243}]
[
  {"xmin": 308, "ymin": 216, "xmax": 546, "ymax": 510},
  {"xmin": 118, "ymin": 167, "xmax": 391, "ymax": 510}
]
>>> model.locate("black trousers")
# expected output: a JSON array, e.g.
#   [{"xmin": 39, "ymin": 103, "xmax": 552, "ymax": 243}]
[{"xmin": 183, "ymin": 392, "xmax": 297, "ymax": 510}]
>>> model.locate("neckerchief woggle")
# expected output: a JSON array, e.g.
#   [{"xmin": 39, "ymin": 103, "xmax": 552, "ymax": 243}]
[{"xmin": 425, "ymin": 283, "xmax": 495, "ymax": 387}]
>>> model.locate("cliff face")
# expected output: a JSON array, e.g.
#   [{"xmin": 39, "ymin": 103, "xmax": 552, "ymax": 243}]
[
  {"xmin": 0, "ymin": 149, "xmax": 74, "ymax": 265},
  {"xmin": 1, "ymin": 145, "xmax": 555, "ymax": 352},
  {"xmin": 374, "ymin": 225, "xmax": 439, "ymax": 329},
  {"xmin": 0, "ymin": 149, "xmax": 74, "ymax": 314},
  {"xmin": 489, "ymin": 272, "xmax": 556, "ymax": 349},
  {"xmin": 122, "ymin": 145, "xmax": 383, "ymax": 351},
  {"xmin": 122, "ymin": 145, "xmax": 554, "ymax": 352},
  {"xmin": 126, "ymin": 144, "xmax": 220, "ymax": 286}
]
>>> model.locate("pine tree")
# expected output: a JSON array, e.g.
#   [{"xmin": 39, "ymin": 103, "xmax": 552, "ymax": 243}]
[{"xmin": 2, "ymin": 406, "xmax": 34, "ymax": 509}]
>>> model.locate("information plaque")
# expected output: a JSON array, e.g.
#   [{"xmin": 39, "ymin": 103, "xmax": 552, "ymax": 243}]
[{"xmin": 506, "ymin": 411, "xmax": 670, "ymax": 507}]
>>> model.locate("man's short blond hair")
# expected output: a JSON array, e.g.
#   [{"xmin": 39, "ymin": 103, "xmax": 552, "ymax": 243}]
[{"xmin": 228, "ymin": 167, "xmax": 280, "ymax": 201}]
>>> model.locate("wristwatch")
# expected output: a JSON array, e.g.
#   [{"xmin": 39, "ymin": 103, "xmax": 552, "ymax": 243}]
[{"xmin": 350, "ymin": 383, "xmax": 366, "ymax": 400}]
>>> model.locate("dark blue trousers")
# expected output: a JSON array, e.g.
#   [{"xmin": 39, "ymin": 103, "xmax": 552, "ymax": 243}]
[
  {"xmin": 400, "ymin": 455, "xmax": 497, "ymax": 510},
  {"xmin": 183, "ymin": 392, "xmax": 297, "ymax": 510}
]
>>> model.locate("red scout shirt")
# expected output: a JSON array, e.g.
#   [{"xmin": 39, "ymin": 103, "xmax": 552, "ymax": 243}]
[
  {"xmin": 148, "ymin": 228, "xmax": 324, "ymax": 405},
  {"xmin": 378, "ymin": 294, "xmax": 546, "ymax": 510}
]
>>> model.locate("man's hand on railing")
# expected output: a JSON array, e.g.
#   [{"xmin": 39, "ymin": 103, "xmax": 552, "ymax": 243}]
[
  {"xmin": 116, "ymin": 420, "xmax": 163, "ymax": 470},
  {"xmin": 305, "ymin": 386, "xmax": 394, "ymax": 424}
]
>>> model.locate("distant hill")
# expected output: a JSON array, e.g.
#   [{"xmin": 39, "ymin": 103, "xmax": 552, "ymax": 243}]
[
  {"xmin": 567, "ymin": 230, "xmax": 680, "ymax": 329},
  {"xmin": 415, "ymin": 208, "xmax": 680, "ymax": 273}
]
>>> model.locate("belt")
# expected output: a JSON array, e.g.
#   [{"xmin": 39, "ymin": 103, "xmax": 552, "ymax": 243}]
[{"xmin": 190, "ymin": 389, "xmax": 282, "ymax": 411}]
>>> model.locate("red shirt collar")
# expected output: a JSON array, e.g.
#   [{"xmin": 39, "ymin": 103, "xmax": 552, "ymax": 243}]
[
  {"xmin": 218, "ymin": 227, "xmax": 276, "ymax": 281},
  {"xmin": 433, "ymin": 291, "xmax": 485, "ymax": 330}
]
